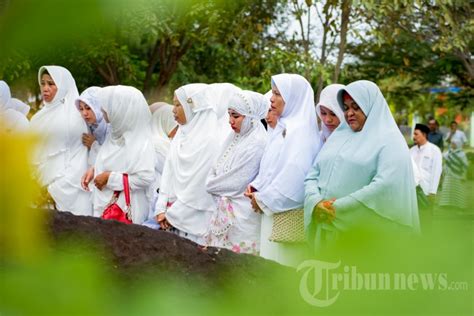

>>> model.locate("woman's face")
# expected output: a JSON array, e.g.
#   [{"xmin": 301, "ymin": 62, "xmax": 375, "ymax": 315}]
[
  {"xmin": 265, "ymin": 108, "xmax": 279, "ymax": 129},
  {"xmin": 319, "ymin": 105, "xmax": 340, "ymax": 132},
  {"xmin": 78, "ymin": 101, "xmax": 97, "ymax": 124},
  {"xmin": 172, "ymin": 95, "xmax": 187, "ymax": 125},
  {"xmin": 343, "ymin": 93, "xmax": 366, "ymax": 132},
  {"xmin": 228, "ymin": 109, "xmax": 245, "ymax": 134},
  {"xmin": 40, "ymin": 73, "xmax": 58, "ymax": 103},
  {"xmin": 270, "ymin": 85, "xmax": 285, "ymax": 117}
]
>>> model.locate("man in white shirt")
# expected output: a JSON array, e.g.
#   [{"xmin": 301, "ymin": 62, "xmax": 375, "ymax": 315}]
[
  {"xmin": 445, "ymin": 121, "xmax": 468, "ymax": 148},
  {"xmin": 410, "ymin": 124, "xmax": 443, "ymax": 216}
]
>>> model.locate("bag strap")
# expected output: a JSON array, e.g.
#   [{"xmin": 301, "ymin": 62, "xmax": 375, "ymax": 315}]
[
  {"xmin": 122, "ymin": 173, "xmax": 130, "ymax": 207},
  {"xmin": 123, "ymin": 173, "xmax": 132, "ymax": 221}
]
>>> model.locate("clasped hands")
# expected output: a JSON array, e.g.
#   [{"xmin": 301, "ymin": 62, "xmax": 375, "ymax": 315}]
[
  {"xmin": 313, "ymin": 198, "xmax": 336, "ymax": 223},
  {"xmin": 155, "ymin": 212, "xmax": 171, "ymax": 230},
  {"xmin": 81, "ymin": 167, "xmax": 111, "ymax": 191}
]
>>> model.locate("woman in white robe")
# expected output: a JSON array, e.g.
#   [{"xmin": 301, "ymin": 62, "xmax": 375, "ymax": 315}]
[
  {"xmin": 149, "ymin": 102, "xmax": 178, "ymax": 193},
  {"xmin": 154, "ymin": 83, "xmax": 239, "ymax": 245},
  {"xmin": 246, "ymin": 74, "xmax": 321, "ymax": 266},
  {"xmin": 304, "ymin": 80, "xmax": 420, "ymax": 252},
  {"xmin": 82, "ymin": 85, "xmax": 155, "ymax": 224},
  {"xmin": 29, "ymin": 66, "xmax": 92, "ymax": 215},
  {"xmin": 0, "ymin": 81, "xmax": 30, "ymax": 132},
  {"xmin": 75, "ymin": 86, "xmax": 108, "ymax": 167},
  {"xmin": 141, "ymin": 102, "xmax": 178, "ymax": 226},
  {"xmin": 205, "ymin": 90, "xmax": 268, "ymax": 254},
  {"xmin": 316, "ymin": 84, "xmax": 345, "ymax": 144}
]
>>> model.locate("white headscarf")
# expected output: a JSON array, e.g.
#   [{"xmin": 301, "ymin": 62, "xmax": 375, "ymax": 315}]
[
  {"xmin": 316, "ymin": 84, "xmax": 345, "ymax": 143},
  {"xmin": 161, "ymin": 83, "xmax": 239, "ymax": 212},
  {"xmin": 95, "ymin": 85, "xmax": 155, "ymax": 174},
  {"xmin": 75, "ymin": 86, "xmax": 108, "ymax": 145},
  {"xmin": 251, "ymin": 74, "xmax": 321, "ymax": 210},
  {"xmin": 206, "ymin": 89, "xmax": 268, "ymax": 197},
  {"xmin": 228, "ymin": 90, "xmax": 267, "ymax": 136},
  {"xmin": 30, "ymin": 65, "xmax": 88, "ymax": 186},
  {"xmin": 149, "ymin": 102, "xmax": 177, "ymax": 159},
  {"xmin": 305, "ymin": 80, "xmax": 419, "ymax": 231}
]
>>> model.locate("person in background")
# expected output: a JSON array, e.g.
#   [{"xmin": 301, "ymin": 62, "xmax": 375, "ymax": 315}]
[
  {"xmin": 427, "ymin": 118, "xmax": 444, "ymax": 151},
  {"xmin": 315, "ymin": 84, "xmax": 345, "ymax": 144},
  {"xmin": 438, "ymin": 139, "xmax": 469, "ymax": 212},
  {"xmin": 142, "ymin": 102, "xmax": 178, "ymax": 228},
  {"xmin": 445, "ymin": 121, "xmax": 467, "ymax": 148},
  {"xmin": 263, "ymin": 90, "xmax": 278, "ymax": 132},
  {"xmin": 0, "ymin": 80, "xmax": 30, "ymax": 132},
  {"xmin": 410, "ymin": 123, "xmax": 442, "ymax": 228},
  {"xmin": 265, "ymin": 108, "xmax": 279, "ymax": 131},
  {"xmin": 149, "ymin": 102, "xmax": 178, "ymax": 193}
]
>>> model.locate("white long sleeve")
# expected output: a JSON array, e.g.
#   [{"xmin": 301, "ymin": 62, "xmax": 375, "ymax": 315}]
[
  {"xmin": 428, "ymin": 146, "xmax": 443, "ymax": 194},
  {"xmin": 107, "ymin": 170, "xmax": 154, "ymax": 191}
]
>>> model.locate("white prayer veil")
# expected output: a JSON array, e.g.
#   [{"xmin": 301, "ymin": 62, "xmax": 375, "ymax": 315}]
[
  {"xmin": 149, "ymin": 102, "xmax": 178, "ymax": 159},
  {"xmin": 30, "ymin": 65, "xmax": 88, "ymax": 186},
  {"xmin": 251, "ymin": 74, "xmax": 321, "ymax": 210},
  {"xmin": 309, "ymin": 80, "xmax": 419, "ymax": 230},
  {"xmin": 75, "ymin": 86, "xmax": 108, "ymax": 144},
  {"xmin": 207, "ymin": 89, "xmax": 268, "ymax": 197},
  {"xmin": 96, "ymin": 85, "xmax": 155, "ymax": 174},
  {"xmin": 162, "ymin": 83, "xmax": 240, "ymax": 211},
  {"xmin": 316, "ymin": 84, "xmax": 345, "ymax": 142}
]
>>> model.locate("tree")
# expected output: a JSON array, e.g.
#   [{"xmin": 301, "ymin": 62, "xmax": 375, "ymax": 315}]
[{"xmin": 360, "ymin": 0, "xmax": 473, "ymax": 85}]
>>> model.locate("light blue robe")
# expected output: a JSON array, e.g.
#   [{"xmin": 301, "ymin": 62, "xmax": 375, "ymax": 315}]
[{"xmin": 304, "ymin": 80, "xmax": 420, "ymax": 251}]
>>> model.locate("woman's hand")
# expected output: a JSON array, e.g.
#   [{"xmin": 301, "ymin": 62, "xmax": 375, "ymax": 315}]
[
  {"xmin": 156, "ymin": 213, "xmax": 171, "ymax": 230},
  {"xmin": 244, "ymin": 186, "xmax": 262, "ymax": 213},
  {"xmin": 246, "ymin": 192, "xmax": 263, "ymax": 214},
  {"xmin": 94, "ymin": 171, "xmax": 111, "ymax": 191},
  {"xmin": 313, "ymin": 199, "xmax": 336, "ymax": 223},
  {"xmin": 81, "ymin": 167, "xmax": 95, "ymax": 191},
  {"xmin": 244, "ymin": 185, "xmax": 256, "ymax": 197},
  {"xmin": 82, "ymin": 133, "xmax": 96, "ymax": 150}
]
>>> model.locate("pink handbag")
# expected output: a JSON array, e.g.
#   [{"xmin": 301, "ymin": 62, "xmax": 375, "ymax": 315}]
[{"xmin": 101, "ymin": 173, "xmax": 132, "ymax": 224}]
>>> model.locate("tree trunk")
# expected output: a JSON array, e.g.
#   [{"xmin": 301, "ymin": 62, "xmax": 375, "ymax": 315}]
[
  {"xmin": 315, "ymin": 22, "xmax": 330, "ymax": 100},
  {"xmin": 94, "ymin": 59, "xmax": 120, "ymax": 85},
  {"xmin": 315, "ymin": 1, "xmax": 333, "ymax": 101},
  {"xmin": 455, "ymin": 50, "xmax": 474, "ymax": 85},
  {"xmin": 147, "ymin": 37, "xmax": 192, "ymax": 101},
  {"xmin": 332, "ymin": 0, "xmax": 351, "ymax": 83},
  {"xmin": 143, "ymin": 40, "xmax": 162, "ymax": 97}
]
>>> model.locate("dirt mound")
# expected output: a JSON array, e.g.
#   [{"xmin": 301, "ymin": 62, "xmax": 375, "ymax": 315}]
[{"xmin": 47, "ymin": 211, "xmax": 292, "ymax": 285}]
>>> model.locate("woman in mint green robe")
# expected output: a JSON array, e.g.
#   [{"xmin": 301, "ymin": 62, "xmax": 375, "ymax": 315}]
[{"xmin": 304, "ymin": 80, "xmax": 420, "ymax": 252}]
